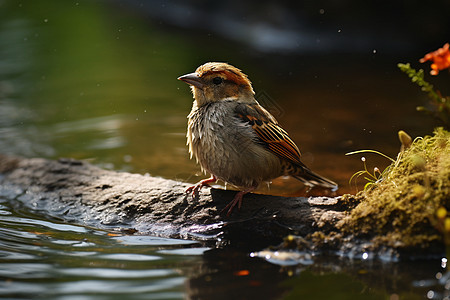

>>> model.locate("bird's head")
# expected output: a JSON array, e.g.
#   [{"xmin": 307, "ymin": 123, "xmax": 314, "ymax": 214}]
[{"xmin": 178, "ymin": 62, "xmax": 255, "ymax": 106}]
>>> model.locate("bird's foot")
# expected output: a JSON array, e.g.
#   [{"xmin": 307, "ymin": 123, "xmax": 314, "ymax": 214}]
[
  {"xmin": 221, "ymin": 187, "xmax": 255, "ymax": 216},
  {"xmin": 186, "ymin": 176, "xmax": 217, "ymax": 197}
]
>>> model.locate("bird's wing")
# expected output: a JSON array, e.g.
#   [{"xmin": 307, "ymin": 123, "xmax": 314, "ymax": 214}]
[{"xmin": 235, "ymin": 103, "xmax": 306, "ymax": 167}]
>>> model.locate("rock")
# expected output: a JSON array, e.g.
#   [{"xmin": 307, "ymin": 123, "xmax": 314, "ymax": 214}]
[{"xmin": 0, "ymin": 154, "xmax": 342, "ymax": 249}]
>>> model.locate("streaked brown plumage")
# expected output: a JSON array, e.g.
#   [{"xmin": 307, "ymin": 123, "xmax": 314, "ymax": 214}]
[{"xmin": 178, "ymin": 62, "xmax": 337, "ymax": 215}]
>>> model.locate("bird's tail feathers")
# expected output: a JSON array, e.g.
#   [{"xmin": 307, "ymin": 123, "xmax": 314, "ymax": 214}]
[{"xmin": 293, "ymin": 169, "xmax": 338, "ymax": 191}]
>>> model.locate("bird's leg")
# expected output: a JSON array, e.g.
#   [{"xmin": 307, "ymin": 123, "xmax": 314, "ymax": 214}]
[
  {"xmin": 186, "ymin": 175, "xmax": 217, "ymax": 196},
  {"xmin": 222, "ymin": 187, "xmax": 256, "ymax": 217}
]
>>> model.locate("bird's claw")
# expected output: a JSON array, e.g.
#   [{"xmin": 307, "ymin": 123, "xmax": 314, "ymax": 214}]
[
  {"xmin": 220, "ymin": 193, "xmax": 243, "ymax": 217},
  {"xmin": 185, "ymin": 183, "xmax": 205, "ymax": 197},
  {"xmin": 185, "ymin": 176, "xmax": 217, "ymax": 198},
  {"xmin": 220, "ymin": 188, "xmax": 255, "ymax": 216}
]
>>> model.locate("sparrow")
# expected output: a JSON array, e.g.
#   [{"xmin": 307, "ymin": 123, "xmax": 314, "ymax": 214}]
[{"xmin": 178, "ymin": 62, "xmax": 337, "ymax": 216}]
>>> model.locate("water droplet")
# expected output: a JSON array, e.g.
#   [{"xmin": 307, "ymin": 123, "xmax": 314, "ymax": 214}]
[
  {"xmin": 338, "ymin": 29, "xmax": 342, "ymax": 33},
  {"xmin": 373, "ymin": 49, "xmax": 377, "ymax": 54},
  {"xmin": 362, "ymin": 252, "xmax": 369, "ymax": 259},
  {"xmin": 44, "ymin": 18, "xmax": 48, "ymax": 23},
  {"xmin": 361, "ymin": 157, "xmax": 366, "ymax": 162},
  {"xmin": 319, "ymin": 8, "xmax": 325, "ymax": 14},
  {"xmin": 427, "ymin": 290, "xmax": 434, "ymax": 299},
  {"xmin": 442, "ymin": 257, "xmax": 447, "ymax": 268}
]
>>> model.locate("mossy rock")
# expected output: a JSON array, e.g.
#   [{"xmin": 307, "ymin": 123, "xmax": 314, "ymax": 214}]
[{"xmin": 313, "ymin": 128, "xmax": 450, "ymax": 257}]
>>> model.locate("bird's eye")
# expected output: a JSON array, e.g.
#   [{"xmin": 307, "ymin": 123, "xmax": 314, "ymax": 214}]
[{"xmin": 212, "ymin": 77, "xmax": 223, "ymax": 85}]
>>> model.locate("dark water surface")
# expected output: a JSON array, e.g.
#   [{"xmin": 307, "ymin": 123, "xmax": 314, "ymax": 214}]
[{"xmin": 1, "ymin": 1, "xmax": 449, "ymax": 299}]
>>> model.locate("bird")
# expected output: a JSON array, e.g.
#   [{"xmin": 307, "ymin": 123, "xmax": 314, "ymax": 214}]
[{"xmin": 178, "ymin": 62, "xmax": 337, "ymax": 216}]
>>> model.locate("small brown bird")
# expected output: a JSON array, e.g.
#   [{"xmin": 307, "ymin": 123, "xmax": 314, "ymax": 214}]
[{"xmin": 178, "ymin": 62, "xmax": 337, "ymax": 215}]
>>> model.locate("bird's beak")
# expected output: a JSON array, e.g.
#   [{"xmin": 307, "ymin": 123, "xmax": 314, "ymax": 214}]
[{"xmin": 177, "ymin": 72, "xmax": 204, "ymax": 89}]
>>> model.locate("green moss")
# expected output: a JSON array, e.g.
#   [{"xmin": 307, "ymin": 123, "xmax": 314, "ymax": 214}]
[{"xmin": 337, "ymin": 128, "xmax": 450, "ymax": 251}]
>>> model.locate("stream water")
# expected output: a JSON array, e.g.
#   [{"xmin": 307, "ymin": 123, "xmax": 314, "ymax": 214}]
[{"xmin": 1, "ymin": 1, "xmax": 449, "ymax": 299}]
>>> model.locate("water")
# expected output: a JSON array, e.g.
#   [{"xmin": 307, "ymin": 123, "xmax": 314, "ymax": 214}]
[
  {"xmin": 0, "ymin": 197, "xmax": 191, "ymax": 299},
  {"xmin": 1, "ymin": 0, "xmax": 449, "ymax": 299},
  {"xmin": 0, "ymin": 196, "xmax": 448, "ymax": 299}
]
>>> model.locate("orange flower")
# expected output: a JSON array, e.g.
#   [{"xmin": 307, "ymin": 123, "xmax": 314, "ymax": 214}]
[{"xmin": 419, "ymin": 43, "xmax": 450, "ymax": 75}]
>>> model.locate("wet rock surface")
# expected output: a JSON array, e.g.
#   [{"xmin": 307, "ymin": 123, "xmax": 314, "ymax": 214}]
[{"xmin": 0, "ymin": 154, "xmax": 344, "ymax": 249}]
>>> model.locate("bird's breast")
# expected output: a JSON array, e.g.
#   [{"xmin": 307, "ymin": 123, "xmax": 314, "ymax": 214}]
[{"xmin": 187, "ymin": 102, "xmax": 282, "ymax": 188}]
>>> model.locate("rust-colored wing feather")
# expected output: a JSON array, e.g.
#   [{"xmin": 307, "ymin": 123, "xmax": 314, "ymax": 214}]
[{"xmin": 235, "ymin": 103, "xmax": 306, "ymax": 167}]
